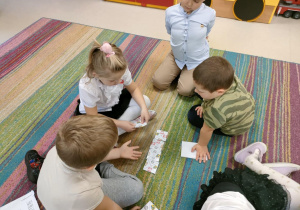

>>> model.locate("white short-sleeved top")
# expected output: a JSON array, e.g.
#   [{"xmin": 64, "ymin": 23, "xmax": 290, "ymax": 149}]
[
  {"xmin": 37, "ymin": 147, "xmax": 104, "ymax": 210},
  {"xmin": 79, "ymin": 68, "xmax": 133, "ymax": 113},
  {"xmin": 201, "ymin": 192, "xmax": 255, "ymax": 210}
]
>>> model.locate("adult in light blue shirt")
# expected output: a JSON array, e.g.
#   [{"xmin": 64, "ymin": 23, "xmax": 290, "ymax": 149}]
[{"xmin": 152, "ymin": 0, "xmax": 216, "ymax": 96}]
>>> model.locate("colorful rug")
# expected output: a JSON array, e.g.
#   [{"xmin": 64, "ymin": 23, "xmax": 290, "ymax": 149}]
[{"xmin": 1, "ymin": 18, "xmax": 299, "ymax": 209}]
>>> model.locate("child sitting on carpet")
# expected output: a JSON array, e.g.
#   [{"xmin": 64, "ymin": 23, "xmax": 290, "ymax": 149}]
[
  {"xmin": 75, "ymin": 41, "xmax": 156, "ymax": 135},
  {"xmin": 188, "ymin": 56, "xmax": 255, "ymax": 163},
  {"xmin": 152, "ymin": 0, "xmax": 216, "ymax": 96},
  {"xmin": 194, "ymin": 142, "xmax": 300, "ymax": 210},
  {"xmin": 37, "ymin": 115, "xmax": 143, "ymax": 210}
]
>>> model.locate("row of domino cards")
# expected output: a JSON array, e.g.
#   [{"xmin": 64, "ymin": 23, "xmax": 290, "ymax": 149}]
[{"xmin": 143, "ymin": 130, "xmax": 168, "ymax": 174}]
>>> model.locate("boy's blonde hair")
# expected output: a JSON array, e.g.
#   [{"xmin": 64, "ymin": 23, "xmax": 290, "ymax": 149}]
[
  {"xmin": 56, "ymin": 115, "xmax": 118, "ymax": 169},
  {"xmin": 86, "ymin": 41, "xmax": 128, "ymax": 78},
  {"xmin": 193, "ymin": 56, "xmax": 234, "ymax": 92}
]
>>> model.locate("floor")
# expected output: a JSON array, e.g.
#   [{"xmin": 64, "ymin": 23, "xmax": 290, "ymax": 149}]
[{"xmin": 0, "ymin": 0, "xmax": 299, "ymax": 63}]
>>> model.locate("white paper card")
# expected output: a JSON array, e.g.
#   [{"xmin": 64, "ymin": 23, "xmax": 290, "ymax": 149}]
[
  {"xmin": 141, "ymin": 201, "xmax": 159, "ymax": 210},
  {"xmin": 0, "ymin": 190, "xmax": 39, "ymax": 210},
  {"xmin": 181, "ymin": 141, "xmax": 207, "ymax": 160}
]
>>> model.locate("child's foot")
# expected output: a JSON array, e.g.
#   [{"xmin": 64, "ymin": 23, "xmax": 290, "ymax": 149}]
[
  {"xmin": 133, "ymin": 110, "xmax": 157, "ymax": 124},
  {"xmin": 263, "ymin": 162, "xmax": 300, "ymax": 176},
  {"xmin": 148, "ymin": 110, "xmax": 157, "ymax": 121},
  {"xmin": 25, "ymin": 150, "xmax": 45, "ymax": 184},
  {"xmin": 234, "ymin": 142, "xmax": 267, "ymax": 164}
]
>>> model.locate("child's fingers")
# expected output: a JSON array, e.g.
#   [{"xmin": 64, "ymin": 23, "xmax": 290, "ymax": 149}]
[
  {"xmin": 124, "ymin": 140, "xmax": 132, "ymax": 146},
  {"xmin": 133, "ymin": 151, "xmax": 142, "ymax": 155},
  {"xmin": 130, "ymin": 145, "xmax": 140, "ymax": 150},
  {"xmin": 191, "ymin": 145, "xmax": 196, "ymax": 152}
]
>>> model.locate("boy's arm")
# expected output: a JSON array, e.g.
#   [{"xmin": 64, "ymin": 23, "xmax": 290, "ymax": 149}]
[
  {"xmin": 94, "ymin": 196, "xmax": 122, "ymax": 210},
  {"xmin": 191, "ymin": 122, "xmax": 214, "ymax": 163},
  {"xmin": 102, "ymin": 140, "xmax": 142, "ymax": 161},
  {"xmin": 94, "ymin": 196, "xmax": 140, "ymax": 210},
  {"xmin": 198, "ymin": 122, "xmax": 214, "ymax": 146}
]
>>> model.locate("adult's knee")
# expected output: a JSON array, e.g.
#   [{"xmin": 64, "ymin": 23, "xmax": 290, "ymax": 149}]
[
  {"xmin": 152, "ymin": 75, "xmax": 169, "ymax": 90},
  {"xmin": 177, "ymin": 85, "xmax": 195, "ymax": 97}
]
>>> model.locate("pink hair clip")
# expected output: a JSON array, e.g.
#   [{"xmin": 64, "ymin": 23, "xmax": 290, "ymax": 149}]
[{"xmin": 99, "ymin": 42, "xmax": 115, "ymax": 57}]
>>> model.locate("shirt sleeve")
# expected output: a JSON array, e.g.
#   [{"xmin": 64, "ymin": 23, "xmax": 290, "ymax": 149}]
[
  {"xmin": 206, "ymin": 9, "xmax": 216, "ymax": 36},
  {"xmin": 123, "ymin": 69, "xmax": 133, "ymax": 86},
  {"xmin": 165, "ymin": 10, "xmax": 171, "ymax": 35},
  {"xmin": 203, "ymin": 106, "xmax": 226, "ymax": 129}
]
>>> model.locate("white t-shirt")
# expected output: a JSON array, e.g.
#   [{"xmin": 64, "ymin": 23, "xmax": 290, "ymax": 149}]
[
  {"xmin": 78, "ymin": 68, "xmax": 133, "ymax": 113},
  {"xmin": 37, "ymin": 147, "xmax": 104, "ymax": 210},
  {"xmin": 201, "ymin": 191, "xmax": 255, "ymax": 210}
]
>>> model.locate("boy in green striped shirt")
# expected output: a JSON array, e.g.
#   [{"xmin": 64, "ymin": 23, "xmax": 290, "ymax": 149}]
[{"xmin": 188, "ymin": 56, "xmax": 255, "ymax": 163}]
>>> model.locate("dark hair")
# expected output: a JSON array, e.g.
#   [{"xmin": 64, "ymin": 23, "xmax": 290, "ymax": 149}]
[
  {"xmin": 56, "ymin": 115, "xmax": 118, "ymax": 169},
  {"xmin": 193, "ymin": 56, "xmax": 234, "ymax": 92}
]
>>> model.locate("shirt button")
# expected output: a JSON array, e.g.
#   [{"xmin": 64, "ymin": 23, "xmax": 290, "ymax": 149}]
[
  {"xmin": 185, "ymin": 40, "xmax": 187, "ymax": 42},
  {"xmin": 184, "ymin": 52, "xmax": 186, "ymax": 54}
]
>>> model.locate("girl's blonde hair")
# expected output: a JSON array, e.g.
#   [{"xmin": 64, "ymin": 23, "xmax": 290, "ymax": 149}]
[{"xmin": 85, "ymin": 41, "xmax": 128, "ymax": 78}]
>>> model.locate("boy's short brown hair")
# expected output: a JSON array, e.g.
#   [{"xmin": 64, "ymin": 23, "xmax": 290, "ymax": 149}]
[
  {"xmin": 193, "ymin": 56, "xmax": 234, "ymax": 92},
  {"xmin": 56, "ymin": 115, "xmax": 118, "ymax": 169}
]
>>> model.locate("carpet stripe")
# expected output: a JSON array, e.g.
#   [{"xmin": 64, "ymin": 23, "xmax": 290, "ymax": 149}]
[
  {"xmin": 0, "ymin": 19, "xmax": 71, "ymax": 79},
  {"xmin": 0, "ymin": 18, "xmax": 51, "ymax": 57}
]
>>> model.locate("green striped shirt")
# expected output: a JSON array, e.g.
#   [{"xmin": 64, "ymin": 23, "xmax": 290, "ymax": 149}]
[{"xmin": 202, "ymin": 75, "xmax": 255, "ymax": 135}]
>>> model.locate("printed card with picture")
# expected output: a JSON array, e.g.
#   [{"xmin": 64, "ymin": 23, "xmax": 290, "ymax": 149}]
[
  {"xmin": 155, "ymin": 130, "xmax": 168, "ymax": 141},
  {"xmin": 143, "ymin": 160, "xmax": 159, "ymax": 174},
  {"xmin": 141, "ymin": 201, "xmax": 159, "ymax": 210},
  {"xmin": 146, "ymin": 152, "xmax": 161, "ymax": 162}
]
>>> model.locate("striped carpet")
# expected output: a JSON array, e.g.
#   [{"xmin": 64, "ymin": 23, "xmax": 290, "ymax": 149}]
[{"xmin": 1, "ymin": 18, "xmax": 299, "ymax": 209}]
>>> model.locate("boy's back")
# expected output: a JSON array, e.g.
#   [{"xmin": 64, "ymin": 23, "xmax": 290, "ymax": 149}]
[
  {"xmin": 202, "ymin": 75, "xmax": 255, "ymax": 136},
  {"xmin": 37, "ymin": 146, "xmax": 103, "ymax": 210}
]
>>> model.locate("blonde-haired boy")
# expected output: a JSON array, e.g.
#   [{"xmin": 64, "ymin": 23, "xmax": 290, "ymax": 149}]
[
  {"xmin": 188, "ymin": 56, "xmax": 255, "ymax": 163},
  {"xmin": 37, "ymin": 115, "xmax": 143, "ymax": 210}
]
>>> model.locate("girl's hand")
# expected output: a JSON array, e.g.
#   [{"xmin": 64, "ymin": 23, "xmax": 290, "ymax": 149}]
[
  {"xmin": 195, "ymin": 106, "xmax": 203, "ymax": 118},
  {"xmin": 119, "ymin": 121, "xmax": 136, "ymax": 132},
  {"xmin": 130, "ymin": 206, "xmax": 141, "ymax": 210},
  {"xmin": 140, "ymin": 108, "xmax": 150, "ymax": 124},
  {"xmin": 119, "ymin": 140, "xmax": 142, "ymax": 160},
  {"xmin": 191, "ymin": 144, "xmax": 210, "ymax": 163}
]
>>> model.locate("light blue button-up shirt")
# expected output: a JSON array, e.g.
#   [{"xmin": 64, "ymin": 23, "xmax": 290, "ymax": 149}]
[{"xmin": 166, "ymin": 3, "xmax": 216, "ymax": 70}]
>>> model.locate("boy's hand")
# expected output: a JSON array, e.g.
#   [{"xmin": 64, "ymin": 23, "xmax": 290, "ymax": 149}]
[
  {"xmin": 130, "ymin": 206, "xmax": 141, "ymax": 210},
  {"xmin": 119, "ymin": 140, "xmax": 142, "ymax": 160},
  {"xmin": 119, "ymin": 121, "xmax": 136, "ymax": 132},
  {"xmin": 195, "ymin": 106, "xmax": 203, "ymax": 118},
  {"xmin": 191, "ymin": 144, "xmax": 210, "ymax": 163},
  {"xmin": 140, "ymin": 108, "xmax": 150, "ymax": 123}
]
